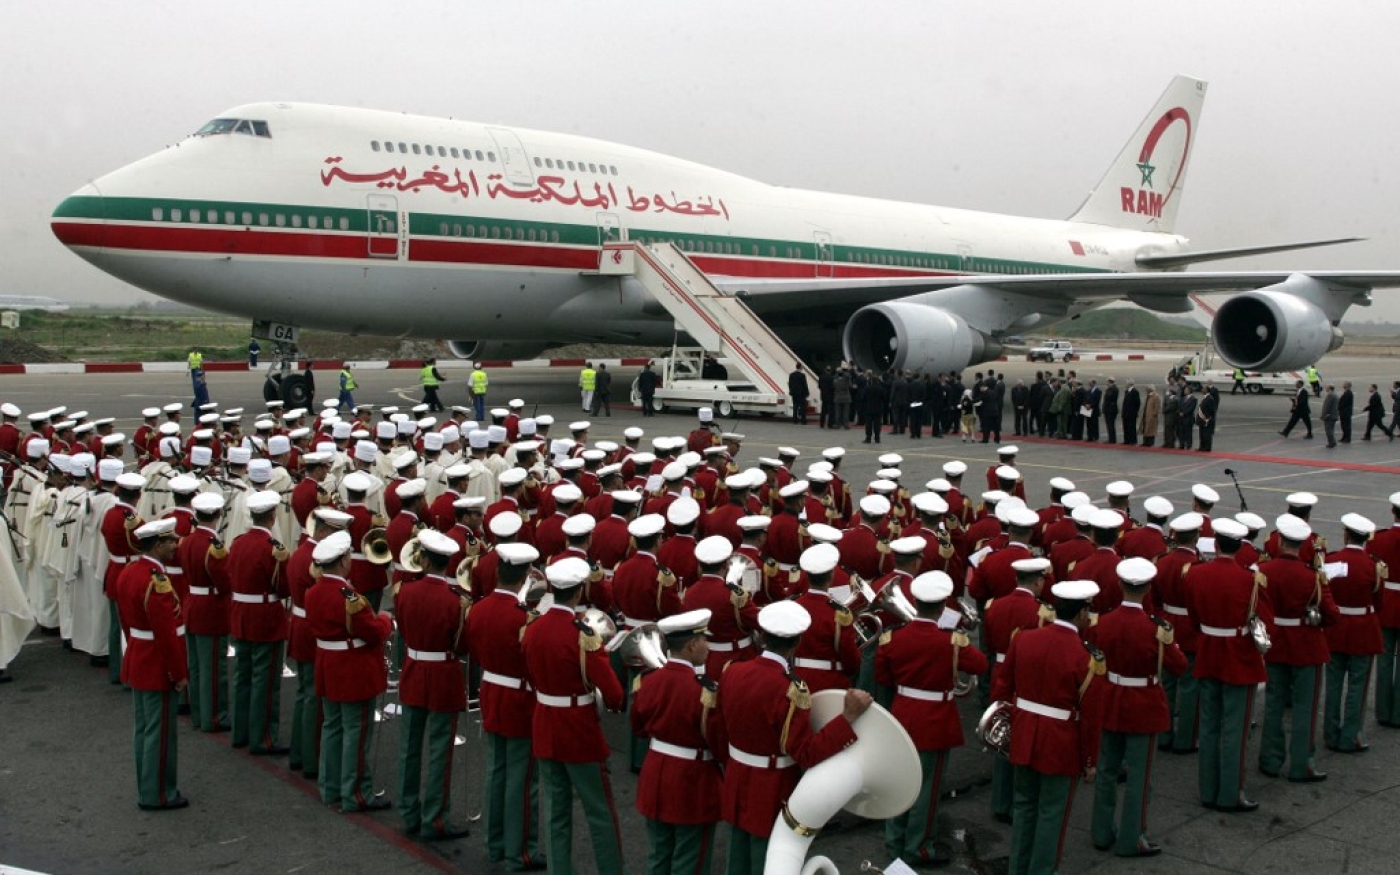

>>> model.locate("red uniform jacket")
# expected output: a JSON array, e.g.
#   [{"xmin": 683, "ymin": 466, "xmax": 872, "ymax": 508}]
[
  {"xmin": 717, "ymin": 652, "xmax": 858, "ymax": 837},
  {"xmin": 1121, "ymin": 524, "xmax": 1168, "ymax": 561},
  {"xmin": 290, "ymin": 477, "xmax": 322, "ymax": 529},
  {"xmin": 522, "ymin": 605, "xmax": 625, "ymax": 763},
  {"xmin": 1086, "ymin": 602, "xmax": 1186, "ymax": 734},
  {"xmin": 1151, "ymin": 547, "xmax": 1201, "ymax": 653},
  {"xmin": 1050, "ymin": 535, "xmax": 1095, "ymax": 583},
  {"xmin": 766, "ymin": 511, "xmax": 806, "ymax": 567},
  {"xmin": 682, "ymin": 574, "xmax": 758, "ymax": 679},
  {"xmin": 1039, "ymin": 515, "xmax": 1079, "ymax": 553},
  {"xmin": 102, "ymin": 501, "xmax": 141, "ymax": 600},
  {"xmin": 469, "ymin": 548, "xmax": 503, "ymax": 603},
  {"xmin": 428, "ymin": 490, "xmax": 462, "ymax": 534},
  {"xmin": 1187, "ymin": 557, "xmax": 1267, "ymax": 685},
  {"xmin": 803, "ymin": 493, "xmax": 841, "ymax": 529},
  {"xmin": 485, "ymin": 498, "xmax": 534, "ymax": 546},
  {"xmin": 877, "ymin": 618, "xmax": 988, "ymax": 750},
  {"xmin": 117, "ymin": 556, "xmax": 188, "ymax": 691},
  {"xmin": 1326, "ymin": 546, "xmax": 1385, "ymax": 655},
  {"xmin": 1259, "ymin": 555, "xmax": 1338, "ymax": 666},
  {"xmin": 791, "ymin": 590, "xmax": 861, "ymax": 693},
  {"xmin": 306, "ymin": 573, "xmax": 392, "ymax": 702},
  {"xmin": 985, "ymin": 465, "xmax": 1027, "ymax": 500},
  {"xmin": 969, "ymin": 542, "xmax": 1034, "ymax": 604},
  {"xmin": 631, "ymin": 659, "xmax": 725, "ymax": 825},
  {"xmin": 706, "ymin": 503, "xmax": 747, "ymax": 548},
  {"xmin": 918, "ymin": 529, "xmax": 966, "ymax": 585},
  {"xmin": 1263, "ymin": 529, "xmax": 1325, "ymax": 567},
  {"xmin": 583, "ymin": 491, "xmax": 614, "ymax": 522},
  {"xmin": 992, "ymin": 621, "xmax": 1104, "ymax": 776},
  {"xmin": 1072, "ymin": 546, "xmax": 1124, "ymax": 614},
  {"xmin": 396, "ymin": 574, "xmax": 470, "ymax": 713},
  {"xmin": 984, "ymin": 587, "xmax": 1048, "ymax": 671},
  {"xmin": 839, "ymin": 523, "xmax": 890, "ymax": 581},
  {"xmin": 1369, "ymin": 525, "xmax": 1400, "ymax": 629},
  {"xmin": 533, "ymin": 511, "xmax": 570, "ymax": 559},
  {"xmin": 227, "ymin": 526, "xmax": 290, "ymax": 643},
  {"xmin": 589, "ymin": 515, "xmax": 634, "ymax": 571},
  {"xmin": 656, "ymin": 533, "xmax": 700, "ymax": 591},
  {"xmin": 386, "ymin": 509, "xmax": 424, "ymax": 589},
  {"xmin": 1034, "ymin": 504, "xmax": 1067, "ymax": 549},
  {"xmin": 285, "ymin": 537, "xmax": 319, "ymax": 663},
  {"xmin": 178, "ymin": 525, "xmax": 229, "ymax": 638},
  {"xmin": 345, "ymin": 503, "xmax": 389, "ymax": 596},
  {"xmin": 613, "ymin": 550, "xmax": 683, "ymax": 626},
  {"xmin": 465, "ymin": 589, "xmax": 536, "ymax": 738}
]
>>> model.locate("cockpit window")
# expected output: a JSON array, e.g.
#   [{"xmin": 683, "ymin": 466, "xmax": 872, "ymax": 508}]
[{"xmin": 195, "ymin": 118, "xmax": 271, "ymax": 138}]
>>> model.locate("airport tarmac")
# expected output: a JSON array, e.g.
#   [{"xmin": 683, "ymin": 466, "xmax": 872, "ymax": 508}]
[{"xmin": 4, "ymin": 356, "xmax": 1400, "ymax": 875}]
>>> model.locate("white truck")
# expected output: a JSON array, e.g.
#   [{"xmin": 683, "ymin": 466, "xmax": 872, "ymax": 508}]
[
  {"xmin": 1168, "ymin": 347, "xmax": 1302, "ymax": 395},
  {"xmin": 629, "ymin": 344, "xmax": 804, "ymax": 418},
  {"xmin": 1027, "ymin": 339, "xmax": 1075, "ymax": 362}
]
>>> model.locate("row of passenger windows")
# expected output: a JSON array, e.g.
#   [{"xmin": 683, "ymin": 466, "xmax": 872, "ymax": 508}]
[
  {"xmin": 149, "ymin": 207, "xmax": 351, "ymax": 232},
  {"xmin": 438, "ymin": 222, "xmax": 563, "ymax": 243},
  {"xmin": 371, "ymin": 141, "xmax": 497, "ymax": 162},
  {"xmin": 531, "ymin": 156, "xmax": 620, "ymax": 176}
]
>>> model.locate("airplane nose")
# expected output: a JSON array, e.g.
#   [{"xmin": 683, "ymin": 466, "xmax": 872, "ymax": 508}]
[{"xmin": 52, "ymin": 183, "xmax": 105, "ymax": 250}]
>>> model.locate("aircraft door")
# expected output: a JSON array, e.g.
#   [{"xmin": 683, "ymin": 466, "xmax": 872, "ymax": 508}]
[
  {"xmin": 814, "ymin": 231, "xmax": 834, "ymax": 278},
  {"xmin": 488, "ymin": 128, "xmax": 535, "ymax": 187},
  {"xmin": 367, "ymin": 194, "xmax": 399, "ymax": 259},
  {"xmin": 957, "ymin": 242, "xmax": 974, "ymax": 273},
  {"xmin": 596, "ymin": 213, "xmax": 623, "ymax": 245}
]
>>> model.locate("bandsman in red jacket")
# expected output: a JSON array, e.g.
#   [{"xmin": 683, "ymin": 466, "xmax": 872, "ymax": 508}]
[
  {"xmin": 1050, "ymin": 504, "xmax": 1098, "ymax": 583},
  {"xmin": 342, "ymin": 471, "xmax": 390, "ymax": 610},
  {"xmin": 1088, "ymin": 558, "xmax": 1188, "ymax": 858},
  {"xmin": 1323, "ymin": 513, "xmax": 1384, "ymax": 754},
  {"xmin": 523, "ymin": 555, "xmax": 628, "ymax": 874},
  {"xmin": 1039, "ymin": 490, "xmax": 1090, "ymax": 553},
  {"xmin": 876, "ymin": 570, "xmax": 988, "ymax": 867},
  {"xmin": 1121, "ymin": 496, "xmax": 1173, "ymax": 560},
  {"xmin": 103, "ymin": 472, "xmax": 147, "ymax": 684},
  {"xmin": 1189, "ymin": 484, "xmax": 1220, "ymax": 537},
  {"xmin": 840, "ymin": 494, "xmax": 895, "ymax": 581},
  {"xmin": 1072, "ymin": 509, "xmax": 1129, "ymax": 616},
  {"xmin": 1262, "ymin": 492, "xmax": 1326, "ymax": 567},
  {"xmin": 533, "ymin": 482, "xmax": 581, "ymax": 558},
  {"xmin": 657, "ymin": 497, "xmax": 703, "ymax": 590},
  {"xmin": 1258, "ymin": 514, "xmax": 1338, "ymax": 782},
  {"xmin": 1367, "ymin": 492, "xmax": 1400, "ymax": 727},
  {"xmin": 1187, "ymin": 518, "xmax": 1267, "ymax": 812},
  {"xmin": 118, "ymin": 518, "xmax": 190, "ymax": 811},
  {"xmin": 180, "ymin": 492, "xmax": 231, "ymax": 733},
  {"xmin": 683, "ymin": 535, "xmax": 760, "ymax": 679},
  {"xmin": 1033, "ymin": 477, "xmax": 1076, "ymax": 549},
  {"xmin": 305, "ymin": 530, "xmax": 394, "ymax": 812},
  {"xmin": 991, "ymin": 578, "xmax": 1105, "ymax": 875},
  {"xmin": 612, "ymin": 512, "xmax": 681, "ymax": 770},
  {"xmin": 227, "ymin": 490, "xmax": 292, "ymax": 755},
  {"xmin": 1234, "ymin": 512, "xmax": 1267, "ymax": 569},
  {"xmin": 790, "ymin": 543, "xmax": 861, "ymax": 693},
  {"xmin": 631, "ymin": 608, "xmax": 726, "ymax": 875},
  {"xmin": 590, "ymin": 489, "xmax": 642, "ymax": 573},
  {"xmin": 1154, "ymin": 512, "xmax": 1205, "ymax": 753},
  {"xmin": 967, "ymin": 506, "xmax": 1039, "ymax": 606}
]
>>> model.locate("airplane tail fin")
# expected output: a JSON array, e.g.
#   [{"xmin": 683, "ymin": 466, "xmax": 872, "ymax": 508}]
[{"xmin": 1068, "ymin": 75, "xmax": 1208, "ymax": 234}]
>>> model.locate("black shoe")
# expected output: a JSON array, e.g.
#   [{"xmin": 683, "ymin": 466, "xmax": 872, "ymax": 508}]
[
  {"xmin": 993, "ymin": 811, "xmax": 1013, "ymax": 824},
  {"xmin": 0, "ymin": 670, "xmax": 11, "ymax": 684},
  {"xmin": 421, "ymin": 824, "xmax": 471, "ymax": 841},
  {"xmin": 89, "ymin": 656, "xmax": 109, "ymax": 668},
  {"xmin": 1122, "ymin": 839, "xmax": 1162, "ymax": 858},
  {"xmin": 177, "ymin": 704, "xmax": 192, "ymax": 716},
  {"xmin": 251, "ymin": 745, "xmax": 290, "ymax": 756},
  {"xmin": 343, "ymin": 796, "xmax": 392, "ymax": 813},
  {"xmin": 1093, "ymin": 840, "xmax": 1115, "ymax": 852},
  {"xmin": 1216, "ymin": 796, "xmax": 1259, "ymax": 813},
  {"xmin": 1259, "ymin": 764, "xmax": 1281, "ymax": 778},
  {"xmin": 913, "ymin": 848, "xmax": 953, "ymax": 867},
  {"xmin": 511, "ymin": 857, "xmax": 548, "ymax": 872},
  {"xmin": 301, "ymin": 771, "xmax": 318, "ymax": 780},
  {"xmin": 1327, "ymin": 741, "xmax": 1369, "ymax": 754},
  {"xmin": 139, "ymin": 794, "xmax": 190, "ymax": 811},
  {"xmin": 1279, "ymin": 431, "xmax": 1288, "ymax": 437},
  {"xmin": 1288, "ymin": 768, "xmax": 1328, "ymax": 783}
]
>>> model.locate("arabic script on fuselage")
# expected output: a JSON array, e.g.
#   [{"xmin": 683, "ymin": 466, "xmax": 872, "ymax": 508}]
[{"xmin": 319, "ymin": 157, "xmax": 730, "ymax": 220}]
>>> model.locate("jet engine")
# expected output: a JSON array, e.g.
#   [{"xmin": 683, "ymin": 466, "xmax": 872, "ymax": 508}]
[
  {"xmin": 842, "ymin": 303, "xmax": 1003, "ymax": 374},
  {"xmin": 1212, "ymin": 290, "xmax": 1343, "ymax": 372},
  {"xmin": 446, "ymin": 340, "xmax": 558, "ymax": 361}
]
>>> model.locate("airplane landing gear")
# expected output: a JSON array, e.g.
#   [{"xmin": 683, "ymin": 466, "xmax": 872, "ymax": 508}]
[{"xmin": 253, "ymin": 320, "xmax": 311, "ymax": 406}]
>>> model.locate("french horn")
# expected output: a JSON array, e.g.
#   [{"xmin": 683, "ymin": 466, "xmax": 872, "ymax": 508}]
[
  {"xmin": 361, "ymin": 527, "xmax": 392, "ymax": 565},
  {"xmin": 398, "ymin": 537, "xmax": 425, "ymax": 575},
  {"xmin": 976, "ymin": 700, "xmax": 1013, "ymax": 756},
  {"xmin": 579, "ymin": 607, "xmax": 618, "ymax": 646},
  {"xmin": 607, "ymin": 622, "xmax": 667, "ymax": 672}
]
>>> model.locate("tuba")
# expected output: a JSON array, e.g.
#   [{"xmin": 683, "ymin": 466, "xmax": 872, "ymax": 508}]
[
  {"xmin": 607, "ymin": 622, "xmax": 667, "ymax": 672},
  {"xmin": 764, "ymin": 691, "xmax": 922, "ymax": 875},
  {"xmin": 579, "ymin": 607, "xmax": 618, "ymax": 646},
  {"xmin": 398, "ymin": 537, "xmax": 425, "ymax": 575},
  {"xmin": 361, "ymin": 527, "xmax": 392, "ymax": 565},
  {"xmin": 976, "ymin": 700, "xmax": 1014, "ymax": 756}
]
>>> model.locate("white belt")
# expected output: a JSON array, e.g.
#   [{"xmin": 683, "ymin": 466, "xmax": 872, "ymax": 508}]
[
  {"xmin": 482, "ymin": 670, "xmax": 527, "ymax": 690},
  {"xmin": 290, "ymin": 605, "xmax": 307, "ymax": 618},
  {"xmin": 1107, "ymin": 672, "xmax": 1153, "ymax": 688},
  {"xmin": 109, "ymin": 555, "xmax": 131, "ymax": 565},
  {"xmin": 392, "ymin": 562, "xmax": 409, "ymax": 573},
  {"xmin": 1273, "ymin": 617, "xmax": 1302, "ymax": 627},
  {"xmin": 728, "ymin": 745, "xmax": 795, "ymax": 769},
  {"xmin": 707, "ymin": 636, "xmax": 752, "ymax": 652},
  {"xmin": 166, "ymin": 566, "xmax": 184, "ymax": 575},
  {"xmin": 650, "ymin": 739, "xmax": 713, "ymax": 761},
  {"xmin": 897, "ymin": 685, "xmax": 952, "ymax": 701},
  {"xmin": 794, "ymin": 657, "xmax": 838, "ymax": 671},
  {"xmin": 1162, "ymin": 604, "xmax": 1189, "ymax": 616},
  {"xmin": 127, "ymin": 626, "xmax": 185, "ymax": 640},
  {"xmin": 1199, "ymin": 623, "xmax": 1242, "ymax": 638},
  {"xmin": 407, "ymin": 647, "xmax": 449, "ymax": 662},
  {"xmin": 1016, "ymin": 697, "xmax": 1073, "ymax": 720},
  {"xmin": 187, "ymin": 586, "xmax": 212, "ymax": 596},
  {"xmin": 1385, "ymin": 582, "xmax": 1400, "ymax": 592},
  {"xmin": 995, "ymin": 653, "xmax": 1007, "ymax": 664},
  {"xmin": 351, "ymin": 552, "xmax": 366, "ymax": 561},
  {"xmin": 317, "ymin": 638, "xmax": 367, "ymax": 650},
  {"xmin": 536, "ymin": 691, "xmax": 595, "ymax": 708},
  {"xmin": 231, "ymin": 592, "xmax": 279, "ymax": 604},
  {"xmin": 1339, "ymin": 605, "xmax": 1374, "ymax": 616},
  {"xmin": 776, "ymin": 562, "xmax": 797, "ymax": 572}
]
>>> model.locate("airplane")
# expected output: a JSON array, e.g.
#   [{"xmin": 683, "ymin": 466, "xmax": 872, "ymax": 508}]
[
  {"xmin": 0, "ymin": 295, "xmax": 69, "ymax": 312},
  {"xmin": 52, "ymin": 75, "xmax": 1399, "ymax": 405}
]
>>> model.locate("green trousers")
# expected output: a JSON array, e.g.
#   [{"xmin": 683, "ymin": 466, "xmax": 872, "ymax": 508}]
[
  {"xmin": 612, "ymin": 650, "xmax": 646, "ymax": 772},
  {"xmin": 231, "ymin": 638, "xmax": 283, "ymax": 752},
  {"xmin": 541, "ymin": 758, "xmax": 629, "ymax": 875},
  {"xmin": 1091, "ymin": 731, "xmax": 1156, "ymax": 855},
  {"xmin": 856, "ymin": 643, "xmax": 877, "ymax": 694},
  {"xmin": 187, "ymin": 633, "xmax": 228, "ymax": 732},
  {"xmin": 1198, "ymin": 678, "xmax": 1253, "ymax": 807},
  {"xmin": 991, "ymin": 756, "xmax": 1014, "ymax": 819},
  {"xmin": 132, "ymin": 689, "xmax": 180, "ymax": 808},
  {"xmin": 886, "ymin": 749, "xmax": 948, "ymax": 865},
  {"xmin": 1009, "ymin": 766, "xmax": 1077, "ymax": 875},
  {"xmin": 320, "ymin": 698, "xmax": 377, "ymax": 810},
  {"xmin": 108, "ymin": 599, "xmax": 124, "ymax": 684},
  {"xmin": 289, "ymin": 659, "xmax": 319, "ymax": 774},
  {"xmin": 1260, "ymin": 663, "xmax": 1320, "ymax": 779},
  {"xmin": 397, "ymin": 706, "xmax": 458, "ymax": 837},
  {"xmin": 645, "ymin": 817, "xmax": 716, "ymax": 875},
  {"xmin": 1377, "ymin": 628, "xmax": 1400, "ymax": 724},
  {"xmin": 484, "ymin": 732, "xmax": 543, "ymax": 869},
  {"xmin": 725, "ymin": 826, "xmax": 768, "ymax": 875},
  {"xmin": 1162, "ymin": 653, "xmax": 1199, "ymax": 750},
  {"xmin": 1325, "ymin": 653, "xmax": 1373, "ymax": 750}
]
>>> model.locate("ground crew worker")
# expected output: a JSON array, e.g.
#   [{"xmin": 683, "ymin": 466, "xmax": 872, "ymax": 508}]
[
  {"xmin": 395, "ymin": 529, "xmax": 472, "ymax": 840},
  {"xmin": 876, "ymin": 570, "xmax": 988, "ymax": 867},
  {"xmin": 306, "ymin": 530, "xmax": 394, "ymax": 812},
  {"xmin": 117, "ymin": 517, "xmax": 189, "ymax": 811},
  {"xmin": 717, "ymin": 600, "xmax": 870, "ymax": 875},
  {"xmin": 1232, "ymin": 367, "xmax": 1246, "ymax": 395},
  {"xmin": 1323, "ymin": 513, "xmax": 1384, "ymax": 753},
  {"xmin": 465, "ymin": 542, "xmax": 547, "ymax": 871},
  {"xmin": 522, "ymin": 556, "xmax": 629, "ymax": 875},
  {"xmin": 1187, "ymin": 518, "xmax": 1266, "ymax": 811},
  {"xmin": 991, "ymin": 578, "xmax": 1105, "ymax": 875},
  {"xmin": 470, "ymin": 363, "xmax": 489, "ymax": 421},
  {"xmin": 1088, "ymin": 558, "xmax": 1187, "ymax": 858},
  {"xmin": 579, "ymin": 362, "xmax": 596, "ymax": 412},
  {"xmin": 338, "ymin": 362, "xmax": 357, "ymax": 410},
  {"xmin": 180, "ymin": 492, "xmax": 230, "ymax": 733},
  {"xmin": 630, "ymin": 608, "xmax": 725, "ymax": 875},
  {"xmin": 419, "ymin": 358, "xmax": 446, "ymax": 413},
  {"xmin": 227, "ymin": 490, "xmax": 291, "ymax": 755},
  {"xmin": 1306, "ymin": 363, "xmax": 1322, "ymax": 396},
  {"xmin": 1368, "ymin": 491, "xmax": 1400, "ymax": 727}
]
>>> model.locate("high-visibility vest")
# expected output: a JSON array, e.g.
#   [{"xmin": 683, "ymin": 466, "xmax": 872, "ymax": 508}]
[
  {"xmin": 420, "ymin": 365, "xmax": 440, "ymax": 387},
  {"xmin": 187, "ymin": 351, "xmax": 204, "ymax": 371},
  {"xmin": 471, "ymin": 369, "xmax": 488, "ymax": 394},
  {"xmin": 1306, "ymin": 366, "xmax": 1319, "ymax": 383},
  {"xmin": 340, "ymin": 369, "xmax": 357, "ymax": 391},
  {"xmin": 1234, "ymin": 368, "xmax": 1245, "ymax": 380},
  {"xmin": 580, "ymin": 368, "xmax": 596, "ymax": 391}
]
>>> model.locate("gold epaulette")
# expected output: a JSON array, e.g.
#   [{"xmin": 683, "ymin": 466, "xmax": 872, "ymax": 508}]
[
  {"xmin": 576, "ymin": 619, "xmax": 602, "ymax": 652},
  {"xmin": 700, "ymin": 682, "xmax": 718, "ymax": 710},
  {"xmin": 951, "ymin": 630, "xmax": 970, "ymax": 648},
  {"xmin": 1066, "ymin": 560, "xmax": 1077, "ymax": 573},
  {"xmin": 786, "ymin": 676, "xmax": 812, "ymax": 710},
  {"xmin": 271, "ymin": 540, "xmax": 291, "ymax": 563},
  {"xmin": 1254, "ymin": 570, "xmax": 1268, "ymax": 589},
  {"xmin": 1180, "ymin": 563, "xmax": 1190, "ymax": 579},
  {"xmin": 763, "ymin": 558, "xmax": 778, "ymax": 579},
  {"xmin": 1378, "ymin": 561, "xmax": 1390, "ymax": 588},
  {"xmin": 877, "ymin": 538, "xmax": 891, "ymax": 555},
  {"xmin": 207, "ymin": 540, "xmax": 228, "ymax": 560},
  {"xmin": 631, "ymin": 674, "xmax": 643, "ymax": 694},
  {"xmin": 1086, "ymin": 642, "xmax": 1106, "ymax": 676},
  {"xmin": 371, "ymin": 514, "xmax": 389, "ymax": 528},
  {"xmin": 1036, "ymin": 603, "xmax": 1056, "ymax": 625},
  {"xmin": 833, "ymin": 604, "xmax": 854, "ymax": 627},
  {"xmin": 657, "ymin": 567, "xmax": 677, "ymax": 588},
  {"xmin": 124, "ymin": 512, "xmax": 143, "ymax": 531},
  {"xmin": 588, "ymin": 562, "xmax": 605, "ymax": 584},
  {"xmin": 878, "ymin": 629, "xmax": 893, "ymax": 646},
  {"xmin": 150, "ymin": 572, "xmax": 173, "ymax": 595}
]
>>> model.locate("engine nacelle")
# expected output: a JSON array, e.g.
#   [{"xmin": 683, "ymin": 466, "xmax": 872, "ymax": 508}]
[
  {"xmin": 446, "ymin": 340, "xmax": 557, "ymax": 361},
  {"xmin": 1212, "ymin": 290, "xmax": 1343, "ymax": 371},
  {"xmin": 843, "ymin": 303, "xmax": 1003, "ymax": 374}
]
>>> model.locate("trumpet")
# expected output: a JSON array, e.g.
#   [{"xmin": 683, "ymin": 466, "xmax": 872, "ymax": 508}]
[{"xmin": 361, "ymin": 527, "xmax": 392, "ymax": 565}]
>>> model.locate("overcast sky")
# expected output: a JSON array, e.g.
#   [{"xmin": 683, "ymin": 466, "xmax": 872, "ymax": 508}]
[{"xmin": 5, "ymin": 1, "xmax": 1400, "ymax": 319}]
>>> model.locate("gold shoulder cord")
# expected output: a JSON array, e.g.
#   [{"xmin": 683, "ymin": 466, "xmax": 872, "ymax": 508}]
[{"xmin": 779, "ymin": 677, "xmax": 811, "ymax": 756}]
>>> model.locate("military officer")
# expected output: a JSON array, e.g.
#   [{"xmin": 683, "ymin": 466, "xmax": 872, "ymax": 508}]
[
  {"xmin": 1323, "ymin": 513, "xmax": 1383, "ymax": 753},
  {"xmin": 117, "ymin": 518, "xmax": 190, "ymax": 811},
  {"xmin": 180, "ymin": 492, "xmax": 230, "ymax": 733},
  {"xmin": 631, "ymin": 608, "xmax": 726, "ymax": 875},
  {"xmin": 790, "ymin": 543, "xmax": 861, "ymax": 693},
  {"xmin": 1088, "ymin": 558, "xmax": 1187, "ymax": 857},
  {"xmin": 227, "ymin": 490, "xmax": 291, "ymax": 755}
]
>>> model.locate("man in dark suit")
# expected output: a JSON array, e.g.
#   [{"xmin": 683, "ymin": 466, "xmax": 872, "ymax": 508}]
[
  {"xmin": 1338, "ymin": 382, "xmax": 1355, "ymax": 443},
  {"xmin": 1177, "ymin": 385, "xmax": 1198, "ymax": 449},
  {"xmin": 818, "ymin": 367, "xmax": 835, "ymax": 429},
  {"xmin": 1196, "ymin": 384, "xmax": 1218, "ymax": 451},
  {"xmin": 907, "ymin": 373, "xmax": 927, "ymax": 439},
  {"xmin": 1086, "ymin": 379, "xmax": 1103, "ymax": 442},
  {"xmin": 637, "ymin": 362, "xmax": 660, "ymax": 417},
  {"xmin": 1121, "ymin": 380, "xmax": 1141, "ymax": 446},
  {"xmin": 788, "ymin": 366, "xmax": 811, "ymax": 425},
  {"xmin": 1102, "ymin": 378, "xmax": 1120, "ymax": 444},
  {"xmin": 1280, "ymin": 380, "xmax": 1314, "ymax": 439},
  {"xmin": 888, "ymin": 371, "xmax": 910, "ymax": 434}
]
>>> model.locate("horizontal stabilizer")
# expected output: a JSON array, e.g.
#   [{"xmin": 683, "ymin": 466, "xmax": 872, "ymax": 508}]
[{"xmin": 1136, "ymin": 237, "xmax": 1364, "ymax": 270}]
